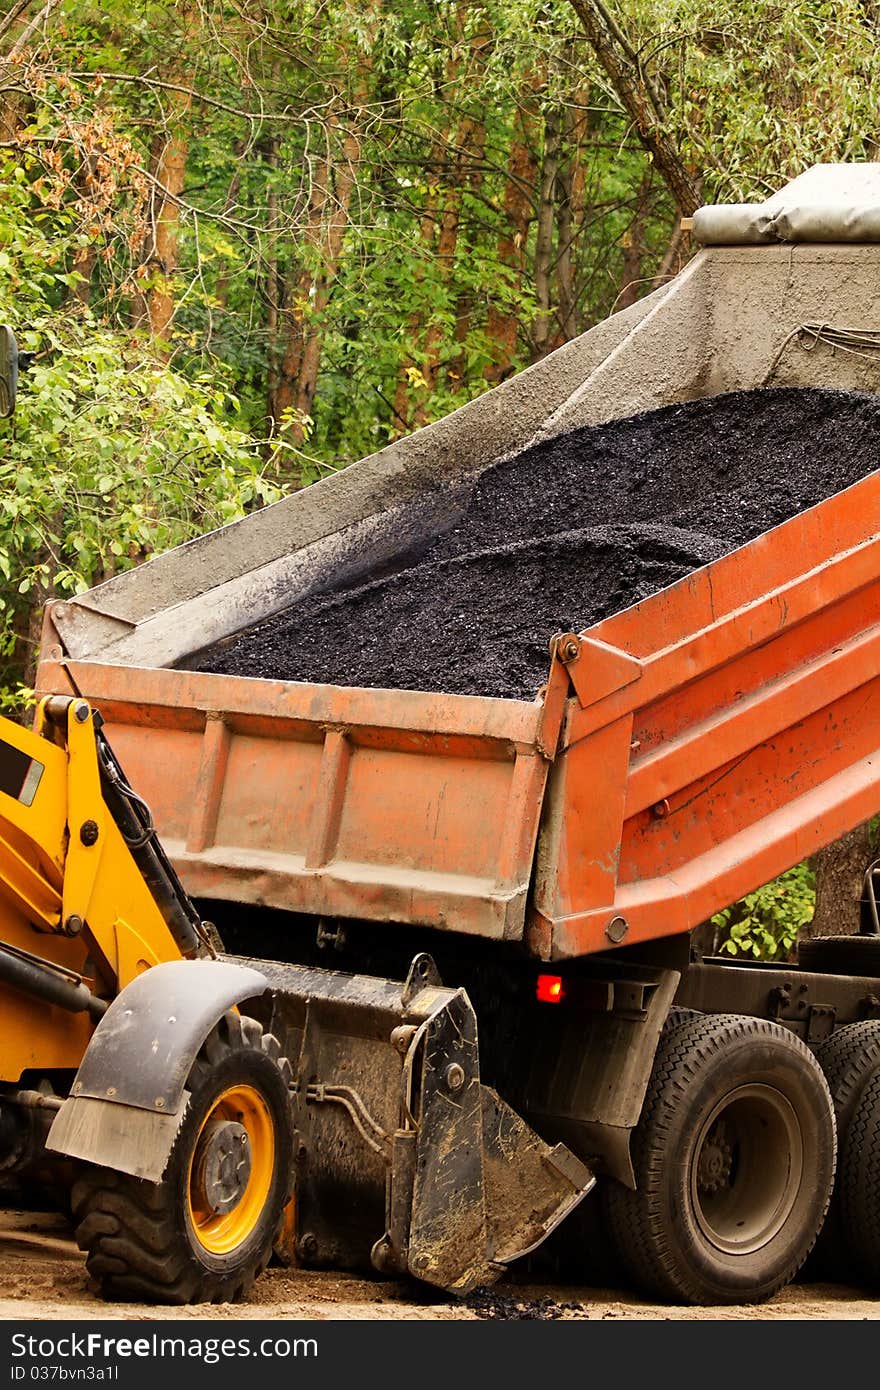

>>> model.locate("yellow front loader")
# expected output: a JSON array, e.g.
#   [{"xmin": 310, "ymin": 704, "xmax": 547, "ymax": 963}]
[
  {"xmin": 0, "ymin": 328, "xmax": 300, "ymax": 1301},
  {"xmin": 0, "ymin": 694, "xmax": 296, "ymax": 1301}
]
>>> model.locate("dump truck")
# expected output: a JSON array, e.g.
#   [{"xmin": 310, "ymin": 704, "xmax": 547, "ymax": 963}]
[{"xmin": 3, "ymin": 159, "xmax": 880, "ymax": 1308}]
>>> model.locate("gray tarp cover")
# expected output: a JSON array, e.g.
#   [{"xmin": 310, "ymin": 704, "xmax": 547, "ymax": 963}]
[{"xmin": 692, "ymin": 202, "xmax": 880, "ymax": 245}]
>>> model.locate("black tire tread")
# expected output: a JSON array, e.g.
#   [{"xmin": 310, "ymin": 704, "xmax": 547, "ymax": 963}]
[
  {"xmin": 603, "ymin": 1012, "xmax": 835, "ymax": 1305},
  {"xmin": 812, "ymin": 1021, "xmax": 880, "ymax": 1278},
  {"xmin": 662, "ymin": 1006, "xmax": 702, "ymax": 1035},
  {"xmin": 838, "ymin": 1067, "xmax": 880, "ymax": 1285},
  {"xmin": 71, "ymin": 1014, "xmax": 292, "ymax": 1305}
]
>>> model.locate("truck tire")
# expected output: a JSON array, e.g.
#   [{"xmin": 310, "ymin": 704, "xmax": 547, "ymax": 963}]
[
  {"xmin": 603, "ymin": 1013, "xmax": 836, "ymax": 1304},
  {"xmin": 798, "ymin": 935, "xmax": 880, "ymax": 975},
  {"xmin": 71, "ymin": 1012, "xmax": 294, "ymax": 1304},
  {"xmin": 811, "ymin": 1021, "xmax": 880, "ymax": 1279},
  {"xmin": 835, "ymin": 1067, "xmax": 880, "ymax": 1285},
  {"xmin": 662, "ymin": 1006, "xmax": 701, "ymax": 1034}
]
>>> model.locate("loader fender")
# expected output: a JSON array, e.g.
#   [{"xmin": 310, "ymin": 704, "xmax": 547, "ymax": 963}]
[{"xmin": 47, "ymin": 958, "xmax": 270, "ymax": 1181}]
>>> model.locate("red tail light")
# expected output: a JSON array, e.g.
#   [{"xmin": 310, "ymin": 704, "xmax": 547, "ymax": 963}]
[{"xmin": 536, "ymin": 974, "xmax": 565, "ymax": 1004}]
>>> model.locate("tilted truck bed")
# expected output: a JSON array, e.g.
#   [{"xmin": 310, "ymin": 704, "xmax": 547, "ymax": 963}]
[
  {"xmin": 37, "ymin": 467, "xmax": 880, "ymax": 960},
  {"xmin": 35, "ymin": 164, "xmax": 880, "ymax": 958}
]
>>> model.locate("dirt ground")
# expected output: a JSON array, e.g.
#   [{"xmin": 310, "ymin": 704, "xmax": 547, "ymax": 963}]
[{"xmin": 0, "ymin": 1211, "xmax": 877, "ymax": 1322}]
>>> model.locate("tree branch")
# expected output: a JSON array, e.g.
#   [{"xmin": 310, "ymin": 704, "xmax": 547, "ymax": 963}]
[
  {"xmin": 566, "ymin": 0, "xmax": 700, "ymax": 216},
  {"xmin": 7, "ymin": 0, "xmax": 63, "ymax": 58},
  {"xmin": 0, "ymin": 0, "xmax": 36, "ymax": 47}
]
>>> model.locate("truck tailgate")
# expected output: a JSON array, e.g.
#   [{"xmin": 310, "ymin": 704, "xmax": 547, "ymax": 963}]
[{"xmin": 37, "ymin": 661, "xmax": 561, "ymax": 942}]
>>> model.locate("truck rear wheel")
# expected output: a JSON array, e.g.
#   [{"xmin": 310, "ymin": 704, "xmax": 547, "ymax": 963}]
[
  {"xmin": 811, "ymin": 1020, "xmax": 880, "ymax": 1278},
  {"xmin": 835, "ymin": 1067, "xmax": 880, "ymax": 1285},
  {"xmin": 71, "ymin": 1013, "xmax": 294, "ymax": 1304},
  {"xmin": 662, "ymin": 1006, "xmax": 701, "ymax": 1034},
  {"xmin": 603, "ymin": 1014, "xmax": 836, "ymax": 1304}
]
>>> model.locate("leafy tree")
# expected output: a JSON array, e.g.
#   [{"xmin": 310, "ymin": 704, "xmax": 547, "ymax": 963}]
[
  {"xmin": 712, "ymin": 864, "xmax": 815, "ymax": 963},
  {"xmin": 0, "ymin": 154, "xmax": 279, "ymax": 698}
]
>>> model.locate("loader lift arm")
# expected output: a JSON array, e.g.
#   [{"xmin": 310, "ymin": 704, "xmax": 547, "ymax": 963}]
[{"xmin": 0, "ymin": 695, "xmax": 203, "ymax": 1028}]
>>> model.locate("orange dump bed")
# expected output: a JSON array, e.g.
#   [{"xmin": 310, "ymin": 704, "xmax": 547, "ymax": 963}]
[{"xmin": 37, "ymin": 469, "xmax": 880, "ymax": 961}]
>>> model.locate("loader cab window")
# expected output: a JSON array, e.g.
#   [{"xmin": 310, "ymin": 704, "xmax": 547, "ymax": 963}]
[{"xmin": 0, "ymin": 738, "xmax": 43, "ymax": 806}]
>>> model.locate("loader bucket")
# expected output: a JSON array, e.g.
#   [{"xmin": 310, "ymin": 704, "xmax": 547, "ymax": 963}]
[{"xmin": 240, "ymin": 953, "xmax": 594, "ymax": 1295}]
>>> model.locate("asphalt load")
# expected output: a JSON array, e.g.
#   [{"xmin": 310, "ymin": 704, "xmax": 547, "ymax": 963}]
[{"xmin": 191, "ymin": 388, "xmax": 880, "ymax": 700}]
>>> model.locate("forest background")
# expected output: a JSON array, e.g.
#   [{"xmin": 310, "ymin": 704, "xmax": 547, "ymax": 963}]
[{"xmin": 1, "ymin": 0, "xmax": 878, "ymax": 955}]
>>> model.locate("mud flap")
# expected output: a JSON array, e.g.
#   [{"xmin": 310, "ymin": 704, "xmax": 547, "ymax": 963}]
[
  {"xmin": 46, "ymin": 959, "xmax": 271, "ymax": 1181},
  {"xmin": 242, "ymin": 952, "xmax": 594, "ymax": 1296}
]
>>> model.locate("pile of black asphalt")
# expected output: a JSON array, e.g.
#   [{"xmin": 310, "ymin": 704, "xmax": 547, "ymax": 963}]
[{"xmin": 191, "ymin": 387, "xmax": 880, "ymax": 699}]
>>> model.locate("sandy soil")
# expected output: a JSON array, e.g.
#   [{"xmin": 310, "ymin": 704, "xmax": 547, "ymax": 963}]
[{"xmin": 0, "ymin": 1211, "xmax": 877, "ymax": 1322}]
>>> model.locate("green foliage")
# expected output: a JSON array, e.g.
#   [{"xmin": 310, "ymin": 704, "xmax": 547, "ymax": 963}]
[
  {"xmin": 8, "ymin": 0, "xmax": 880, "ymax": 481},
  {"xmin": 623, "ymin": 0, "xmax": 880, "ymax": 201},
  {"xmin": 712, "ymin": 864, "xmax": 816, "ymax": 962},
  {"xmin": 7, "ymin": 0, "xmax": 676, "ymax": 471},
  {"xmin": 0, "ymin": 156, "xmax": 280, "ymax": 693}
]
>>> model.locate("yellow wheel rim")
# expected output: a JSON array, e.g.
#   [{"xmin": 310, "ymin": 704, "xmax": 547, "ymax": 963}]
[{"xmin": 187, "ymin": 1084, "xmax": 275, "ymax": 1256}]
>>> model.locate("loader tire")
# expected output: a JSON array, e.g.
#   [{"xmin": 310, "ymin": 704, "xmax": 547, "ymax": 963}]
[
  {"xmin": 797, "ymin": 934, "xmax": 880, "ymax": 976},
  {"xmin": 71, "ymin": 1012, "xmax": 294, "ymax": 1304},
  {"xmin": 811, "ymin": 1021, "xmax": 880, "ymax": 1280},
  {"xmin": 603, "ymin": 1014, "xmax": 836, "ymax": 1305}
]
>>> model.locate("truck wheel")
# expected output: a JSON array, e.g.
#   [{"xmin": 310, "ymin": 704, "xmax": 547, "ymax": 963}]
[
  {"xmin": 603, "ymin": 1014, "xmax": 836, "ymax": 1304},
  {"xmin": 71, "ymin": 1013, "xmax": 294, "ymax": 1304},
  {"xmin": 835, "ymin": 1067, "xmax": 880, "ymax": 1285},
  {"xmin": 662, "ymin": 1006, "xmax": 701, "ymax": 1034},
  {"xmin": 811, "ymin": 1021, "xmax": 880, "ymax": 1278},
  {"xmin": 798, "ymin": 935, "xmax": 880, "ymax": 975}
]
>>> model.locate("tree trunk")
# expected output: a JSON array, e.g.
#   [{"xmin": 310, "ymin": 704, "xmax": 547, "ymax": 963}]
[
  {"xmin": 0, "ymin": 0, "xmax": 37, "ymax": 49},
  {"xmin": 262, "ymin": 141, "xmax": 280, "ymax": 435},
  {"xmin": 214, "ymin": 135, "xmax": 247, "ymax": 313},
  {"xmin": 555, "ymin": 108, "xmax": 577, "ymax": 345},
  {"xmin": 533, "ymin": 100, "xmax": 561, "ymax": 360},
  {"xmin": 271, "ymin": 145, "xmax": 331, "ymax": 430},
  {"xmin": 272, "ymin": 2, "xmax": 376, "ymax": 450},
  {"xmin": 413, "ymin": 105, "xmax": 487, "ymax": 423},
  {"xmin": 405, "ymin": 9, "xmax": 493, "ymax": 418},
  {"xmin": 4, "ymin": 0, "xmax": 63, "ymax": 57},
  {"xmin": 566, "ymin": 0, "xmax": 700, "ymax": 216},
  {"xmin": 448, "ymin": 126, "xmax": 487, "ymax": 390},
  {"xmin": 554, "ymin": 83, "xmax": 591, "ymax": 345},
  {"xmin": 484, "ymin": 101, "xmax": 538, "ymax": 384},
  {"xmin": 129, "ymin": 135, "xmax": 163, "ymax": 329},
  {"xmin": 391, "ymin": 153, "xmax": 442, "ymax": 435},
  {"xmin": 0, "ymin": 36, "xmax": 29, "ymax": 144},
  {"xmin": 412, "ymin": 187, "xmax": 461, "ymax": 427},
  {"xmin": 71, "ymin": 243, "xmax": 96, "ymax": 306},
  {"xmin": 651, "ymin": 213, "xmax": 685, "ymax": 291},
  {"xmin": 146, "ymin": 114, "xmax": 190, "ymax": 343},
  {"xmin": 128, "ymin": 12, "xmax": 196, "ymax": 343},
  {"xmin": 616, "ymin": 172, "xmax": 651, "ymax": 310},
  {"xmin": 395, "ymin": 20, "xmax": 479, "ymax": 429},
  {"xmin": 807, "ymin": 824, "xmax": 876, "ymax": 939},
  {"xmin": 289, "ymin": 110, "xmax": 363, "ymax": 443}
]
